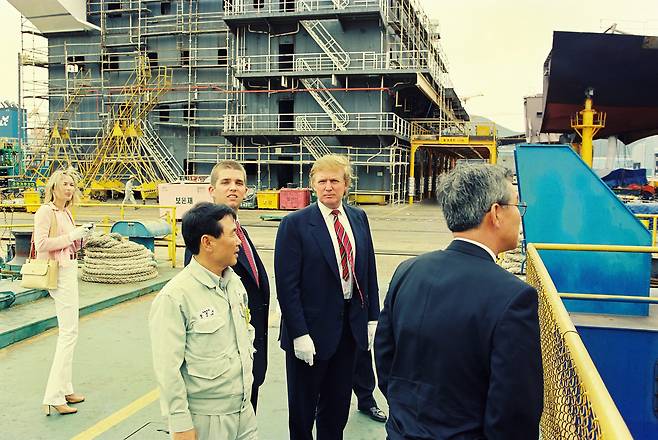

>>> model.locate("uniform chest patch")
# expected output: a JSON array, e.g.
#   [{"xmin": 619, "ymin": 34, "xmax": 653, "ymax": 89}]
[{"xmin": 198, "ymin": 307, "xmax": 216, "ymax": 319}]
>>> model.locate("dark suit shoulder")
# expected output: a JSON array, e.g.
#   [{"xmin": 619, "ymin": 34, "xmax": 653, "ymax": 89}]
[
  {"xmin": 389, "ymin": 250, "xmax": 442, "ymax": 282},
  {"xmin": 345, "ymin": 203, "xmax": 366, "ymax": 216},
  {"xmin": 280, "ymin": 203, "xmax": 318, "ymax": 223},
  {"xmin": 397, "ymin": 248, "xmax": 533, "ymax": 300}
]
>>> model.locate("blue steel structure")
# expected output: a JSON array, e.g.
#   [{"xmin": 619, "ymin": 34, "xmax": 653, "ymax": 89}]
[
  {"xmin": 517, "ymin": 143, "xmax": 658, "ymax": 439},
  {"xmin": 16, "ymin": 0, "xmax": 466, "ymax": 204},
  {"xmin": 578, "ymin": 326, "xmax": 658, "ymax": 438},
  {"xmin": 516, "ymin": 144, "xmax": 651, "ymax": 316},
  {"xmin": 110, "ymin": 219, "xmax": 171, "ymax": 252},
  {"xmin": 0, "ymin": 105, "xmax": 27, "ymax": 141}
]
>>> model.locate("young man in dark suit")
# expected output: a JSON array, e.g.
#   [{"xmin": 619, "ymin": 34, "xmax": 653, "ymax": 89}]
[
  {"xmin": 275, "ymin": 154, "xmax": 380, "ymax": 440},
  {"xmin": 184, "ymin": 161, "xmax": 270, "ymax": 412},
  {"xmin": 375, "ymin": 164, "xmax": 543, "ymax": 440}
]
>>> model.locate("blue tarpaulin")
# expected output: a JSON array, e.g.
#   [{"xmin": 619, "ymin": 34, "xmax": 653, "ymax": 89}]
[{"xmin": 601, "ymin": 168, "xmax": 647, "ymax": 188}]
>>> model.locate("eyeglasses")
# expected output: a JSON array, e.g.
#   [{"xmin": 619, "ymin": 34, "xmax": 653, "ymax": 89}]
[{"xmin": 500, "ymin": 202, "xmax": 527, "ymax": 216}]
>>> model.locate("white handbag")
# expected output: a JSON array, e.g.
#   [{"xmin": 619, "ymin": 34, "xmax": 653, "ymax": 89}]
[
  {"xmin": 20, "ymin": 259, "xmax": 59, "ymax": 290},
  {"xmin": 20, "ymin": 210, "xmax": 59, "ymax": 290}
]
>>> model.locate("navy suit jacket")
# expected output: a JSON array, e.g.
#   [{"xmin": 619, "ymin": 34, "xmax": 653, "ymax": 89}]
[
  {"xmin": 375, "ymin": 240, "xmax": 543, "ymax": 440},
  {"xmin": 184, "ymin": 226, "xmax": 270, "ymax": 386},
  {"xmin": 274, "ymin": 203, "xmax": 380, "ymax": 360}
]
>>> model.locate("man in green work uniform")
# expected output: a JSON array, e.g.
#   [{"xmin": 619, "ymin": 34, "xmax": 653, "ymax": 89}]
[{"xmin": 149, "ymin": 202, "xmax": 257, "ymax": 440}]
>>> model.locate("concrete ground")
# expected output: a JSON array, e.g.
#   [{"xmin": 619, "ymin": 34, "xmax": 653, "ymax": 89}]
[{"xmin": 0, "ymin": 201, "xmax": 451, "ymax": 440}]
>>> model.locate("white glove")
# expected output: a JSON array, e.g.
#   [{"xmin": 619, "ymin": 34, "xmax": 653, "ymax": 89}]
[
  {"xmin": 293, "ymin": 334, "xmax": 316, "ymax": 366},
  {"xmin": 368, "ymin": 321, "xmax": 377, "ymax": 352},
  {"xmin": 69, "ymin": 225, "xmax": 91, "ymax": 242}
]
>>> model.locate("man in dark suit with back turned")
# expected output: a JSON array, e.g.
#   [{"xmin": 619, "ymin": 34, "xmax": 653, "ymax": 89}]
[
  {"xmin": 375, "ymin": 164, "xmax": 543, "ymax": 440},
  {"xmin": 275, "ymin": 154, "xmax": 380, "ymax": 440},
  {"xmin": 184, "ymin": 161, "xmax": 270, "ymax": 412}
]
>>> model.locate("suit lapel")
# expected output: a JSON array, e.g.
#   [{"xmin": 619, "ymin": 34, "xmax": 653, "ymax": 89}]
[
  {"xmin": 236, "ymin": 229, "xmax": 258, "ymax": 285},
  {"xmin": 309, "ymin": 204, "xmax": 341, "ymax": 281}
]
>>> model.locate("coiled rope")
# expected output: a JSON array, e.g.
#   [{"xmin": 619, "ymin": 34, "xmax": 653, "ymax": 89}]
[{"xmin": 81, "ymin": 233, "xmax": 158, "ymax": 283}]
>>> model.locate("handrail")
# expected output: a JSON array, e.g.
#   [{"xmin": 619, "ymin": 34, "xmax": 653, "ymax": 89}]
[
  {"xmin": 559, "ymin": 292, "xmax": 658, "ymax": 304},
  {"xmin": 237, "ymin": 49, "xmax": 443, "ymax": 82},
  {"xmin": 224, "ymin": 112, "xmax": 410, "ymax": 138},
  {"xmin": 0, "ymin": 202, "xmax": 178, "ymax": 268},
  {"xmin": 526, "ymin": 243, "xmax": 633, "ymax": 439},
  {"xmin": 533, "ymin": 242, "xmax": 658, "ymax": 252}
]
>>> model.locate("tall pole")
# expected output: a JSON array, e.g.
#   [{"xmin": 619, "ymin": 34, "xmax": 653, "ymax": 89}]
[
  {"xmin": 408, "ymin": 144, "xmax": 416, "ymax": 204},
  {"xmin": 571, "ymin": 90, "xmax": 605, "ymax": 168},
  {"xmin": 580, "ymin": 97, "xmax": 595, "ymax": 167}
]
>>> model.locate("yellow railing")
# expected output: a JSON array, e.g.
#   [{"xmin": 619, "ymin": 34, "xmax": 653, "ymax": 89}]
[
  {"xmin": 526, "ymin": 243, "xmax": 633, "ymax": 439},
  {"xmin": 0, "ymin": 203, "xmax": 178, "ymax": 268},
  {"xmin": 636, "ymin": 214, "xmax": 657, "ymax": 246}
]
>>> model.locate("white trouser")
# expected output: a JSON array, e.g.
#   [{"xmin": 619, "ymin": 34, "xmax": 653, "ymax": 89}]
[
  {"xmin": 43, "ymin": 261, "xmax": 79, "ymax": 406},
  {"xmin": 177, "ymin": 406, "xmax": 258, "ymax": 440},
  {"xmin": 123, "ymin": 192, "xmax": 136, "ymax": 205}
]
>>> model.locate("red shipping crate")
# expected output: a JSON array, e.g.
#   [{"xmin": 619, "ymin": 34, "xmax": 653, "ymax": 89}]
[{"xmin": 279, "ymin": 188, "xmax": 311, "ymax": 210}]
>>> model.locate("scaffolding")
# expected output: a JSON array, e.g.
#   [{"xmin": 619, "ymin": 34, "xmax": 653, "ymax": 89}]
[{"xmin": 13, "ymin": 0, "xmax": 465, "ymax": 204}]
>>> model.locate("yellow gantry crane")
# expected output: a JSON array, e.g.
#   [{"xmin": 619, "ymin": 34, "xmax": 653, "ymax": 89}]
[{"xmin": 408, "ymin": 119, "xmax": 497, "ymax": 204}]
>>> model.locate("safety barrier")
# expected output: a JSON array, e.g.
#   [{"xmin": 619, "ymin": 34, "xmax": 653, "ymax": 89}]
[
  {"xmin": 526, "ymin": 243, "xmax": 637, "ymax": 439},
  {"xmin": 0, "ymin": 202, "xmax": 178, "ymax": 268}
]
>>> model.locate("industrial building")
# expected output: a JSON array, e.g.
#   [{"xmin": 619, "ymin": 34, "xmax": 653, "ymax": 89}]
[{"xmin": 11, "ymin": 0, "xmax": 468, "ymax": 204}]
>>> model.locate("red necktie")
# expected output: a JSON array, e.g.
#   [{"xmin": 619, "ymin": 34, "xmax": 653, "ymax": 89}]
[
  {"xmin": 331, "ymin": 209, "xmax": 364, "ymax": 307},
  {"xmin": 236, "ymin": 221, "xmax": 259, "ymax": 286}
]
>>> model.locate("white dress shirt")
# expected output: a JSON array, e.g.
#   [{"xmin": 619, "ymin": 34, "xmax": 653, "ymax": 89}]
[
  {"xmin": 453, "ymin": 237, "xmax": 497, "ymax": 262},
  {"xmin": 317, "ymin": 201, "xmax": 356, "ymax": 299}
]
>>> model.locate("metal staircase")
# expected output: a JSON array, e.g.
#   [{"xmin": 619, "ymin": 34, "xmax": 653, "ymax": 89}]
[
  {"xmin": 331, "ymin": 0, "xmax": 350, "ymax": 8},
  {"xmin": 299, "ymin": 76, "xmax": 349, "ymax": 130},
  {"xmin": 301, "ymin": 136, "xmax": 333, "ymax": 159},
  {"xmin": 300, "ymin": 20, "xmax": 350, "ymax": 70},
  {"xmin": 141, "ymin": 120, "xmax": 184, "ymax": 182},
  {"xmin": 23, "ymin": 69, "xmax": 92, "ymax": 179},
  {"xmin": 297, "ymin": 117, "xmax": 333, "ymax": 159},
  {"xmin": 53, "ymin": 69, "xmax": 92, "ymax": 133},
  {"xmin": 83, "ymin": 55, "xmax": 177, "ymax": 190}
]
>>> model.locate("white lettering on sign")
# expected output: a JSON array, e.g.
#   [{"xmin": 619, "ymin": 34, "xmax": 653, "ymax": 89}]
[{"xmin": 0, "ymin": 116, "xmax": 10, "ymax": 127}]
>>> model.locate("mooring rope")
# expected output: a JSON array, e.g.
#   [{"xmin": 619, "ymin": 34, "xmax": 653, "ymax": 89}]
[{"xmin": 81, "ymin": 233, "xmax": 158, "ymax": 283}]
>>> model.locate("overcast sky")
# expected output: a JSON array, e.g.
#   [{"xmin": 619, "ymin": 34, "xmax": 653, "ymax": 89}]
[{"xmin": 0, "ymin": 0, "xmax": 657, "ymax": 131}]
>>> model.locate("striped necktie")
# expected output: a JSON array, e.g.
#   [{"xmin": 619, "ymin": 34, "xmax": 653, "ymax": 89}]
[
  {"xmin": 236, "ymin": 221, "xmax": 259, "ymax": 286},
  {"xmin": 331, "ymin": 209, "xmax": 353, "ymax": 280},
  {"xmin": 331, "ymin": 209, "xmax": 364, "ymax": 307}
]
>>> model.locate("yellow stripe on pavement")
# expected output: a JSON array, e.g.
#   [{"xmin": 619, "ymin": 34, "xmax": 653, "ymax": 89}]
[{"xmin": 72, "ymin": 388, "xmax": 160, "ymax": 440}]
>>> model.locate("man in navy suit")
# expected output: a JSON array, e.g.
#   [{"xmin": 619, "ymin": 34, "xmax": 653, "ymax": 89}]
[
  {"xmin": 352, "ymin": 349, "xmax": 387, "ymax": 422},
  {"xmin": 275, "ymin": 154, "xmax": 380, "ymax": 440},
  {"xmin": 184, "ymin": 161, "xmax": 270, "ymax": 412},
  {"xmin": 375, "ymin": 164, "xmax": 543, "ymax": 440}
]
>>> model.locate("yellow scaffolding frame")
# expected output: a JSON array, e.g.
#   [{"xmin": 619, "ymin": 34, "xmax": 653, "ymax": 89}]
[
  {"xmin": 82, "ymin": 55, "xmax": 172, "ymax": 194},
  {"xmin": 23, "ymin": 69, "xmax": 93, "ymax": 181},
  {"xmin": 408, "ymin": 119, "xmax": 497, "ymax": 204}
]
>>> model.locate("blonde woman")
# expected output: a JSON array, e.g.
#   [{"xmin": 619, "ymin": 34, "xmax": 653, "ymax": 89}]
[{"xmin": 34, "ymin": 168, "xmax": 92, "ymax": 416}]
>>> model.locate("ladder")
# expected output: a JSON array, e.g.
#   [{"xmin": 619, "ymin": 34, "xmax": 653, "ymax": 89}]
[
  {"xmin": 141, "ymin": 120, "xmax": 185, "ymax": 181},
  {"xmin": 299, "ymin": 77, "xmax": 349, "ymax": 130},
  {"xmin": 54, "ymin": 69, "xmax": 92, "ymax": 132},
  {"xmin": 301, "ymin": 136, "xmax": 333, "ymax": 159},
  {"xmin": 301, "ymin": 20, "xmax": 350, "ymax": 70},
  {"xmin": 297, "ymin": 116, "xmax": 333, "ymax": 159}
]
